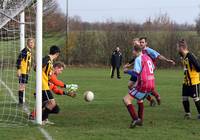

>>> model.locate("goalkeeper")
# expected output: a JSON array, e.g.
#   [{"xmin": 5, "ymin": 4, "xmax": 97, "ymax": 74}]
[
  {"xmin": 49, "ymin": 61, "xmax": 78, "ymax": 97},
  {"xmin": 30, "ymin": 61, "xmax": 78, "ymax": 121}
]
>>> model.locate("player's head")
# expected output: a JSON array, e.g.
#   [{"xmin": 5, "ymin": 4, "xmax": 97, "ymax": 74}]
[
  {"xmin": 27, "ymin": 38, "xmax": 35, "ymax": 49},
  {"xmin": 132, "ymin": 38, "xmax": 140, "ymax": 47},
  {"xmin": 177, "ymin": 39, "xmax": 188, "ymax": 56},
  {"xmin": 139, "ymin": 37, "xmax": 147, "ymax": 49},
  {"xmin": 53, "ymin": 61, "xmax": 65, "ymax": 75},
  {"xmin": 49, "ymin": 45, "xmax": 60, "ymax": 60},
  {"xmin": 132, "ymin": 44, "xmax": 142, "ymax": 57}
]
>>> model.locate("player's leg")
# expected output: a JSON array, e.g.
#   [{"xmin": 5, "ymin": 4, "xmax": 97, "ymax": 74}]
[
  {"xmin": 137, "ymin": 100, "xmax": 144, "ymax": 121},
  {"xmin": 42, "ymin": 90, "xmax": 56, "ymax": 122},
  {"xmin": 50, "ymin": 104, "xmax": 60, "ymax": 114},
  {"xmin": 123, "ymin": 94, "xmax": 138, "ymax": 121},
  {"xmin": 18, "ymin": 83, "xmax": 25, "ymax": 104},
  {"xmin": 191, "ymin": 84, "xmax": 200, "ymax": 119},
  {"xmin": 18, "ymin": 74, "xmax": 28, "ymax": 105},
  {"xmin": 111, "ymin": 66, "xmax": 115, "ymax": 78},
  {"xmin": 182, "ymin": 85, "xmax": 191, "ymax": 119},
  {"xmin": 146, "ymin": 95, "xmax": 156, "ymax": 107},
  {"xmin": 151, "ymin": 89, "xmax": 161, "ymax": 105},
  {"xmin": 123, "ymin": 90, "xmax": 143, "ymax": 128}
]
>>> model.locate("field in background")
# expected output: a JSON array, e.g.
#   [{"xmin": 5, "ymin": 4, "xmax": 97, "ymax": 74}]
[{"xmin": 0, "ymin": 68, "xmax": 200, "ymax": 140}]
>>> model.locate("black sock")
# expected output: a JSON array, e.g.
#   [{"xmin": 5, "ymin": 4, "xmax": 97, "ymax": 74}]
[
  {"xmin": 42, "ymin": 107, "xmax": 51, "ymax": 121},
  {"xmin": 194, "ymin": 100, "xmax": 200, "ymax": 114},
  {"xmin": 50, "ymin": 105, "xmax": 60, "ymax": 114},
  {"xmin": 182, "ymin": 100, "xmax": 190, "ymax": 113},
  {"xmin": 18, "ymin": 91, "xmax": 24, "ymax": 104}
]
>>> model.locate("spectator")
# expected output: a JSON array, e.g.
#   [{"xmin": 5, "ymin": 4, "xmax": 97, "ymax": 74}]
[{"xmin": 111, "ymin": 47, "xmax": 122, "ymax": 79}]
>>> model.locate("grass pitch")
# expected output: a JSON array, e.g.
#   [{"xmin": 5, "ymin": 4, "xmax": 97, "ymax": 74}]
[{"xmin": 0, "ymin": 68, "xmax": 199, "ymax": 140}]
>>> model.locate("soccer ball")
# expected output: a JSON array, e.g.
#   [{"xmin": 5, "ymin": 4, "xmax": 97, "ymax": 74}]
[{"xmin": 84, "ymin": 91, "xmax": 94, "ymax": 102}]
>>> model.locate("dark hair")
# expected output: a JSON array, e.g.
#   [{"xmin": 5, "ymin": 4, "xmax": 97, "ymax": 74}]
[
  {"xmin": 133, "ymin": 45, "xmax": 142, "ymax": 52},
  {"xmin": 53, "ymin": 61, "xmax": 65, "ymax": 68},
  {"xmin": 139, "ymin": 37, "xmax": 147, "ymax": 42},
  {"xmin": 178, "ymin": 39, "xmax": 188, "ymax": 49},
  {"xmin": 49, "ymin": 45, "xmax": 60, "ymax": 55}
]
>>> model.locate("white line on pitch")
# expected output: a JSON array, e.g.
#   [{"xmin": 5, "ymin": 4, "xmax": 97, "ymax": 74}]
[
  {"xmin": 38, "ymin": 127, "xmax": 53, "ymax": 140},
  {"xmin": 0, "ymin": 78, "xmax": 53, "ymax": 140}
]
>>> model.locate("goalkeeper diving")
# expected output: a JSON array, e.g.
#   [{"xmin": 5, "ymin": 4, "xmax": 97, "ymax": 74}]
[
  {"xmin": 30, "ymin": 61, "xmax": 78, "ymax": 122},
  {"xmin": 49, "ymin": 61, "xmax": 78, "ymax": 97}
]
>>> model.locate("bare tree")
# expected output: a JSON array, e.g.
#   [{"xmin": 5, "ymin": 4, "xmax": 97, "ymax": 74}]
[{"xmin": 195, "ymin": 14, "xmax": 200, "ymax": 35}]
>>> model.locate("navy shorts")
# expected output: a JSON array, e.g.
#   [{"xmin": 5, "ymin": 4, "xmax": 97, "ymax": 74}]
[
  {"xmin": 19, "ymin": 74, "xmax": 29, "ymax": 84},
  {"xmin": 182, "ymin": 84, "xmax": 200, "ymax": 98},
  {"xmin": 129, "ymin": 76, "xmax": 137, "ymax": 82},
  {"xmin": 42, "ymin": 90, "xmax": 54, "ymax": 102}
]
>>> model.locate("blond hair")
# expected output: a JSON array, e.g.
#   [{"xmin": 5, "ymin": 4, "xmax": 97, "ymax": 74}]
[
  {"xmin": 27, "ymin": 38, "xmax": 35, "ymax": 45},
  {"xmin": 53, "ymin": 61, "xmax": 66, "ymax": 69}
]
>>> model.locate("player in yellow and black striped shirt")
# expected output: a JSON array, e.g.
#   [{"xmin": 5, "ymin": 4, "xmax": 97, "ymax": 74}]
[
  {"xmin": 177, "ymin": 39, "xmax": 200, "ymax": 119},
  {"xmin": 16, "ymin": 38, "xmax": 35, "ymax": 105},
  {"xmin": 41, "ymin": 45, "xmax": 60, "ymax": 123}
]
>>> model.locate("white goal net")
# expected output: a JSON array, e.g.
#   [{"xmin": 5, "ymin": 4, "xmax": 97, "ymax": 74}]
[{"xmin": 0, "ymin": 0, "xmax": 36, "ymax": 127}]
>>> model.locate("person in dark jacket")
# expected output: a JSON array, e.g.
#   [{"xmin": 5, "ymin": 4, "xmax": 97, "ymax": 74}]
[{"xmin": 111, "ymin": 47, "xmax": 122, "ymax": 79}]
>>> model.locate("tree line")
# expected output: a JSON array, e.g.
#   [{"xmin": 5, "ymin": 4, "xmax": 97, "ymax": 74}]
[
  {"xmin": 1, "ymin": 1, "xmax": 200, "ymax": 67},
  {"xmin": 57, "ymin": 13, "xmax": 200, "ymax": 67}
]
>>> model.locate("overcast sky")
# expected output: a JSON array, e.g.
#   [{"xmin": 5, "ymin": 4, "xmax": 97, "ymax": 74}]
[{"xmin": 57, "ymin": 0, "xmax": 200, "ymax": 24}]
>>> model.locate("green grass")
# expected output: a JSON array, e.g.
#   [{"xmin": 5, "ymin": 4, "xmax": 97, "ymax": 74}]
[{"xmin": 0, "ymin": 68, "xmax": 200, "ymax": 140}]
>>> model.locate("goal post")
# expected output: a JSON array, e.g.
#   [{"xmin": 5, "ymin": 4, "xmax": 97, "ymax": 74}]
[
  {"xmin": 0, "ymin": 0, "xmax": 44, "ymax": 126},
  {"xmin": 35, "ymin": 0, "xmax": 43, "ymax": 125},
  {"xmin": 20, "ymin": 11, "xmax": 26, "ymax": 103}
]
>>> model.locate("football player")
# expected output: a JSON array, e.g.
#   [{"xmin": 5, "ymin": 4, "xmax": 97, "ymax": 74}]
[
  {"xmin": 177, "ymin": 39, "xmax": 200, "ymax": 119},
  {"xmin": 16, "ymin": 38, "xmax": 35, "ymax": 105},
  {"xmin": 123, "ymin": 44, "xmax": 155, "ymax": 128}
]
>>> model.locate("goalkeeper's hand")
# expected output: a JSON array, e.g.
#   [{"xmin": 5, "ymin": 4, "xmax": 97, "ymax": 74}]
[
  {"xmin": 63, "ymin": 84, "xmax": 78, "ymax": 98},
  {"xmin": 63, "ymin": 91, "xmax": 77, "ymax": 98},
  {"xmin": 65, "ymin": 84, "xmax": 78, "ymax": 91}
]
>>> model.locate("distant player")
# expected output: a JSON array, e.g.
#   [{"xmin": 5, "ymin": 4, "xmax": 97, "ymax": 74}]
[
  {"xmin": 30, "ymin": 61, "xmax": 78, "ymax": 121},
  {"xmin": 16, "ymin": 38, "xmax": 35, "ymax": 105},
  {"xmin": 123, "ymin": 44, "xmax": 155, "ymax": 128},
  {"xmin": 177, "ymin": 39, "xmax": 200, "ymax": 119}
]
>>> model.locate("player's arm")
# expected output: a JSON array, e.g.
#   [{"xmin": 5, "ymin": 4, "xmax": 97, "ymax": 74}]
[
  {"xmin": 124, "ymin": 57, "xmax": 141, "ymax": 81},
  {"xmin": 188, "ymin": 53, "xmax": 200, "ymax": 72},
  {"xmin": 16, "ymin": 53, "xmax": 22, "ymax": 77},
  {"xmin": 120, "ymin": 53, "xmax": 122, "ymax": 66},
  {"xmin": 111, "ymin": 52, "xmax": 115, "ymax": 65},
  {"xmin": 128, "ymin": 58, "xmax": 135, "ymax": 64},
  {"xmin": 146, "ymin": 47, "xmax": 175, "ymax": 65},
  {"xmin": 51, "ymin": 84, "xmax": 77, "ymax": 97},
  {"xmin": 16, "ymin": 49, "xmax": 27, "ymax": 77},
  {"xmin": 124, "ymin": 58, "xmax": 135, "ymax": 68},
  {"xmin": 157, "ymin": 55, "xmax": 175, "ymax": 65},
  {"xmin": 49, "ymin": 74, "xmax": 65, "ymax": 88},
  {"xmin": 51, "ymin": 84, "xmax": 64, "ymax": 95}
]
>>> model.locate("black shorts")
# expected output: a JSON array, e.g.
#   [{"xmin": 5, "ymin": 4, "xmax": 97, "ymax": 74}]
[
  {"xmin": 182, "ymin": 84, "xmax": 200, "ymax": 98},
  {"xmin": 129, "ymin": 76, "xmax": 137, "ymax": 82},
  {"xmin": 42, "ymin": 90, "xmax": 54, "ymax": 102},
  {"xmin": 19, "ymin": 74, "xmax": 29, "ymax": 84}
]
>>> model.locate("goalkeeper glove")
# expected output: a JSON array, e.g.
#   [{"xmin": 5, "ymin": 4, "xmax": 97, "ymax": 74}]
[{"xmin": 65, "ymin": 84, "xmax": 78, "ymax": 92}]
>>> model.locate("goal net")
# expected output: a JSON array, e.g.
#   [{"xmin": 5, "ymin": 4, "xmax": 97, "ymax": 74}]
[{"xmin": 0, "ymin": 0, "xmax": 37, "ymax": 127}]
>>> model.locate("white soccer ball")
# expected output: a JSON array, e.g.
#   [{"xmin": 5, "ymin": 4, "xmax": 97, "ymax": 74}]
[{"xmin": 84, "ymin": 91, "xmax": 94, "ymax": 102}]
